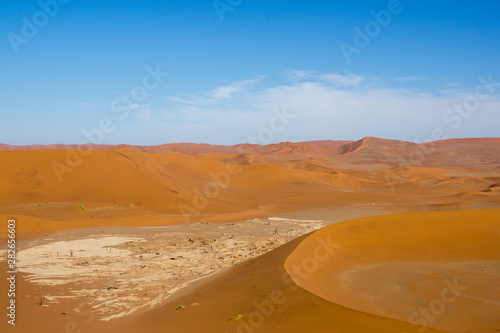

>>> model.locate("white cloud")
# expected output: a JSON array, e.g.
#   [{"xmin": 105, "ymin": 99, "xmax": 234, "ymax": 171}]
[
  {"xmin": 284, "ymin": 70, "xmax": 365, "ymax": 87},
  {"xmin": 134, "ymin": 105, "xmax": 152, "ymax": 122},
  {"xmin": 210, "ymin": 79, "xmax": 260, "ymax": 100},
  {"xmin": 155, "ymin": 71, "xmax": 500, "ymax": 143},
  {"xmin": 395, "ymin": 76, "xmax": 425, "ymax": 83},
  {"xmin": 284, "ymin": 70, "xmax": 316, "ymax": 81},
  {"xmin": 317, "ymin": 73, "xmax": 364, "ymax": 87}
]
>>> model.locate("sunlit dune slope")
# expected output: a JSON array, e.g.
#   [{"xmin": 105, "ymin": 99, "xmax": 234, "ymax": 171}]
[
  {"xmin": 2, "ymin": 137, "xmax": 499, "ymax": 171},
  {"xmin": 333, "ymin": 137, "xmax": 500, "ymax": 170},
  {"xmin": 1, "ymin": 144, "xmax": 499, "ymax": 226},
  {"xmin": 0, "ymin": 148, "xmax": 357, "ymax": 220},
  {"xmin": 105, "ymin": 234, "xmax": 446, "ymax": 333},
  {"xmin": 285, "ymin": 209, "xmax": 500, "ymax": 333},
  {"xmin": 0, "ymin": 140, "xmax": 350, "ymax": 155}
]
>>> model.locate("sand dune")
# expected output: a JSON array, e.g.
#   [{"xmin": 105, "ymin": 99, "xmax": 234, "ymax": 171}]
[
  {"xmin": 285, "ymin": 209, "xmax": 500, "ymax": 332},
  {"xmin": 2, "ymin": 137, "xmax": 499, "ymax": 171},
  {"xmin": 1, "ymin": 138, "xmax": 499, "ymax": 229},
  {"xmin": 104, "ymin": 222, "xmax": 446, "ymax": 333},
  {"xmin": 13, "ymin": 218, "xmax": 326, "ymax": 323},
  {"xmin": 331, "ymin": 137, "xmax": 500, "ymax": 170},
  {"xmin": 1, "ymin": 138, "xmax": 499, "ymax": 332}
]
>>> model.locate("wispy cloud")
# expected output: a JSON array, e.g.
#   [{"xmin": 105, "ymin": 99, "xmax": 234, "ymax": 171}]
[
  {"xmin": 133, "ymin": 104, "xmax": 153, "ymax": 122},
  {"xmin": 317, "ymin": 73, "xmax": 364, "ymax": 87},
  {"xmin": 165, "ymin": 78, "xmax": 264, "ymax": 109},
  {"xmin": 153, "ymin": 71, "xmax": 500, "ymax": 143},
  {"xmin": 395, "ymin": 76, "xmax": 425, "ymax": 83},
  {"xmin": 210, "ymin": 79, "xmax": 260, "ymax": 99},
  {"xmin": 284, "ymin": 70, "xmax": 365, "ymax": 87},
  {"xmin": 284, "ymin": 70, "xmax": 316, "ymax": 81}
]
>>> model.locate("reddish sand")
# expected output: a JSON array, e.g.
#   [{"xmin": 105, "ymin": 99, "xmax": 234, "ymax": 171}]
[
  {"xmin": 1, "ymin": 138, "xmax": 499, "ymax": 231},
  {"xmin": 0, "ymin": 137, "xmax": 498, "ymax": 333},
  {"xmin": 285, "ymin": 209, "xmax": 500, "ymax": 333}
]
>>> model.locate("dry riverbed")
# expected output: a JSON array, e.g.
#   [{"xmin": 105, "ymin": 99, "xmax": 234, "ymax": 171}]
[{"xmin": 16, "ymin": 217, "xmax": 326, "ymax": 321}]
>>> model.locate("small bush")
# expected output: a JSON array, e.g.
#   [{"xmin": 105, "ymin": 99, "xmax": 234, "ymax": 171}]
[{"xmin": 229, "ymin": 315, "xmax": 242, "ymax": 322}]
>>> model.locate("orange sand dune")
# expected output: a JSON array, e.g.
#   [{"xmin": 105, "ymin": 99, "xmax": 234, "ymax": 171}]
[
  {"xmin": 2, "ymin": 137, "xmax": 499, "ymax": 172},
  {"xmin": 2, "ymin": 137, "xmax": 498, "ymax": 168},
  {"xmin": 0, "ymin": 140, "xmax": 350, "ymax": 155},
  {"xmin": 333, "ymin": 137, "xmax": 500, "ymax": 170},
  {"xmin": 290, "ymin": 160, "xmax": 339, "ymax": 174},
  {"xmin": 1, "ymin": 139, "xmax": 499, "ymax": 333},
  {"xmin": 302, "ymin": 140, "xmax": 354, "ymax": 148},
  {"xmin": 104, "ymin": 231, "xmax": 446, "ymax": 333},
  {"xmin": 285, "ymin": 209, "xmax": 500, "ymax": 333},
  {"xmin": 0, "ymin": 148, "xmax": 337, "ymax": 214},
  {"xmin": 1, "ymin": 142, "xmax": 499, "ymax": 230}
]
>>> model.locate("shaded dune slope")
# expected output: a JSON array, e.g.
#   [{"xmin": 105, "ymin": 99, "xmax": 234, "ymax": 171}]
[
  {"xmin": 105, "ymin": 232, "xmax": 446, "ymax": 333},
  {"xmin": 1, "ymin": 142, "xmax": 499, "ymax": 234}
]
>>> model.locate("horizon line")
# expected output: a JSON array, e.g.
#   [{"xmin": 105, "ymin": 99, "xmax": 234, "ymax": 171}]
[{"xmin": 1, "ymin": 136, "xmax": 500, "ymax": 148}]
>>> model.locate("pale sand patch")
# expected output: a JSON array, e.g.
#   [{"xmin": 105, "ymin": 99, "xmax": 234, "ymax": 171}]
[
  {"xmin": 16, "ymin": 217, "xmax": 327, "ymax": 321},
  {"xmin": 267, "ymin": 217, "xmax": 325, "ymax": 223},
  {"xmin": 0, "ymin": 249, "xmax": 7, "ymax": 263},
  {"xmin": 17, "ymin": 236, "xmax": 141, "ymax": 284}
]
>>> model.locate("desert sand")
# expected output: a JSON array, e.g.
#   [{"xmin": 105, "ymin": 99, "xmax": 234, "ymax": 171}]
[
  {"xmin": 0, "ymin": 137, "xmax": 499, "ymax": 333},
  {"xmin": 285, "ymin": 209, "xmax": 500, "ymax": 333}
]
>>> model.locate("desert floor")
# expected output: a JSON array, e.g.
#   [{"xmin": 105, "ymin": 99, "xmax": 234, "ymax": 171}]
[{"xmin": 1, "ymin": 137, "xmax": 499, "ymax": 333}]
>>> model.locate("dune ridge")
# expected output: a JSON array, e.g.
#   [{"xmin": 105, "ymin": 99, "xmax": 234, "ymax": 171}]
[
  {"xmin": 103, "ymin": 228, "xmax": 447, "ymax": 333},
  {"xmin": 1, "ymin": 137, "xmax": 500, "ymax": 236},
  {"xmin": 1, "ymin": 138, "xmax": 499, "ymax": 333},
  {"xmin": 285, "ymin": 209, "xmax": 500, "ymax": 333}
]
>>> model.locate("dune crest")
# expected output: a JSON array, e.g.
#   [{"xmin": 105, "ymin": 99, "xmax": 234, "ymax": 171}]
[{"xmin": 285, "ymin": 209, "xmax": 500, "ymax": 333}]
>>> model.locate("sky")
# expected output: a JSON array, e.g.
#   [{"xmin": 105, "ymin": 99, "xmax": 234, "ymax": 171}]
[{"xmin": 1, "ymin": 0, "xmax": 499, "ymax": 145}]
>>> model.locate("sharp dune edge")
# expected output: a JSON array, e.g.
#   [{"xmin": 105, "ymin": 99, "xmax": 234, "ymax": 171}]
[
  {"xmin": 285, "ymin": 209, "xmax": 500, "ymax": 333},
  {"xmin": 0, "ymin": 137, "xmax": 499, "ymax": 333}
]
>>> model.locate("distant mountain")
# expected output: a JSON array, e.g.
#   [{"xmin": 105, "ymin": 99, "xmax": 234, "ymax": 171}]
[{"xmin": 1, "ymin": 137, "xmax": 499, "ymax": 170}]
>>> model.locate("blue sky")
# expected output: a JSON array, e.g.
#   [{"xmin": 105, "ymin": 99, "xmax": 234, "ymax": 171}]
[{"xmin": 1, "ymin": 0, "xmax": 499, "ymax": 145}]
